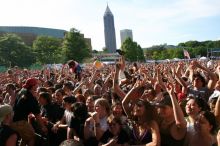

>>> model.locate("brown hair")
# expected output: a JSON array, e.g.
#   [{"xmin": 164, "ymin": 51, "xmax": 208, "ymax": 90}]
[{"xmin": 95, "ymin": 98, "xmax": 111, "ymax": 116}]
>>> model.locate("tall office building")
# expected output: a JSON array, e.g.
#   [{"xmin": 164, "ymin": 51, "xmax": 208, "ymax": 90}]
[
  {"xmin": 120, "ymin": 29, "xmax": 133, "ymax": 45},
  {"xmin": 103, "ymin": 5, "xmax": 117, "ymax": 53}
]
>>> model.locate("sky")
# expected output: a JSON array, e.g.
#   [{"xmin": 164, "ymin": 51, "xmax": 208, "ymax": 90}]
[{"xmin": 1, "ymin": 0, "xmax": 220, "ymax": 50}]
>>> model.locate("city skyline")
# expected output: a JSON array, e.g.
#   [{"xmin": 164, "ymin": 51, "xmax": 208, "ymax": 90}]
[
  {"xmin": 104, "ymin": 5, "xmax": 117, "ymax": 53},
  {"xmin": 1, "ymin": 0, "xmax": 220, "ymax": 50},
  {"xmin": 120, "ymin": 29, "xmax": 133, "ymax": 44}
]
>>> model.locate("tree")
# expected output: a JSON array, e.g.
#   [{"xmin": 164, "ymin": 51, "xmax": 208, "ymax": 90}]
[
  {"xmin": 121, "ymin": 38, "xmax": 145, "ymax": 62},
  {"xmin": 102, "ymin": 47, "xmax": 109, "ymax": 53},
  {"xmin": 33, "ymin": 36, "xmax": 63, "ymax": 64},
  {"xmin": 62, "ymin": 28, "xmax": 91, "ymax": 63},
  {"xmin": 0, "ymin": 33, "xmax": 35, "ymax": 67}
]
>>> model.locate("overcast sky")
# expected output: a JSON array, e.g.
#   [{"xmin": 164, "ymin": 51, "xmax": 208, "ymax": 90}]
[{"xmin": 1, "ymin": 0, "xmax": 220, "ymax": 50}]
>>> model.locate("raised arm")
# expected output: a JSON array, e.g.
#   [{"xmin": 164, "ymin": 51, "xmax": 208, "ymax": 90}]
[
  {"xmin": 87, "ymin": 70, "xmax": 99, "ymax": 90},
  {"xmin": 166, "ymin": 83, "xmax": 187, "ymax": 138},
  {"xmin": 113, "ymin": 63, "xmax": 126, "ymax": 100},
  {"xmin": 122, "ymin": 81, "xmax": 144, "ymax": 118},
  {"xmin": 193, "ymin": 61, "xmax": 218, "ymax": 90}
]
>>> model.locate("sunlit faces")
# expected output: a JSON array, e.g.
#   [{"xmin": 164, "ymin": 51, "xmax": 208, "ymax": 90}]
[
  {"xmin": 94, "ymin": 103, "xmax": 107, "ymax": 118},
  {"xmin": 55, "ymin": 91, "xmax": 63, "ymax": 103},
  {"xmin": 94, "ymin": 98, "xmax": 110, "ymax": 118},
  {"xmin": 86, "ymin": 96, "xmax": 95, "ymax": 112},
  {"xmin": 133, "ymin": 100, "xmax": 145, "ymax": 116},
  {"xmin": 193, "ymin": 77, "xmax": 203, "ymax": 88},
  {"xmin": 112, "ymin": 104, "xmax": 123, "ymax": 117},
  {"xmin": 185, "ymin": 99, "xmax": 201, "ymax": 115}
]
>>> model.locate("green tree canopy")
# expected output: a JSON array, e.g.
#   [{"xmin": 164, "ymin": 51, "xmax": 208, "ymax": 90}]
[
  {"xmin": 0, "ymin": 33, "xmax": 35, "ymax": 67},
  {"xmin": 62, "ymin": 28, "xmax": 91, "ymax": 63},
  {"xmin": 33, "ymin": 36, "xmax": 63, "ymax": 64},
  {"xmin": 121, "ymin": 38, "xmax": 145, "ymax": 62}
]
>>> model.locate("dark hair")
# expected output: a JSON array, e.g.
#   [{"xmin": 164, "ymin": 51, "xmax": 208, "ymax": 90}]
[
  {"xmin": 132, "ymin": 99, "xmax": 157, "ymax": 124},
  {"xmin": 7, "ymin": 69, "xmax": 13, "ymax": 75},
  {"xmin": 6, "ymin": 83, "xmax": 16, "ymax": 90},
  {"xmin": 38, "ymin": 87, "xmax": 48, "ymax": 93},
  {"xmin": 63, "ymin": 95, "xmax": 76, "ymax": 104},
  {"xmin": 76, "ymin": 94, "xmax": 86, "ymax": 103},
  {"xmin": 71, "ymin": 102, "xmax": 88, "ymax": 120},
  {"xmin": 187, "ymin": 96, "xmax": 210, "ymax": 111},
  {"xmin": 55, "ymin": 88, "xmax": 65, "ymax": 95},
  {"xmin": 193, "ymin": 73, "xmax": 206, "ymax": 87},
  {"xmin": 39, "ymin": 92, "xmax": 52, "ymax": 104},
  {"xmin": 63, "ymin": 82, "xmax": 74, "ymax": 90},
  {"xmin": 200, "ymin": 111, "xmax": 217, "ymax": 134},
  {"xmin": 107, "ymin": 114, "xmax": 122, "ymax": 125},
  {"xmin": 67, "ymin": 60, "xmax": 75, "ymax": 67},
  {"xmin": 54, "ymin": 84, "xmax": 63, "ymax": 90}
]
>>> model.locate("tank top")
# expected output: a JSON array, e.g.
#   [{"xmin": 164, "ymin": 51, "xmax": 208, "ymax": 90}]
[
  {"xmin": 160, "ymin": 121, "xmax": 185, "ymax": 146},
  {"xmin": 129, "ymin": 125, "xmax": 152, "ymax": 145}
]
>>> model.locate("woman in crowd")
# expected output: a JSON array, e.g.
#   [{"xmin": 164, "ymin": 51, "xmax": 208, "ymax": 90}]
[
  {"xmin": 84, "ymin": 98, "xmax": 110, "ymax": 146},
  {"xmin": 186, "ymin": 111, "xmax": 218, "ymax": 146},
  {"xmin": 111, "ymin": 102, "xmax": 127, "ymax": 125},
  {"xmin": 3, "ymin": 83, "xmax": 17, "ymax": 107},
  {"xmin": 86, "ymin": 95, "xmax": 96, "ymax": 114},
  {"xmin": 184, "ymin": 96, "xmax": 218, "ymax": 146},
  {"xmin": 68, "ymin": 102, "xmax": 89, "ymax": 143},
  {"xmin": 157, "ymin": 84, "xmax": 187, "ymax": 146},
  {"xmin": 99, "ymin": 115, "xmax": 130, "ymax": 146},
  {"xmin": 122, "ymin": 81, "xmax": 160, "ymax": 146}
]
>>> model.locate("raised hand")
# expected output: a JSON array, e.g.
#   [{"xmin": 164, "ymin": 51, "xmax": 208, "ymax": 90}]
[{"xmin": 166, "ymin": 82, "xmax": 174, "ymax": 95}]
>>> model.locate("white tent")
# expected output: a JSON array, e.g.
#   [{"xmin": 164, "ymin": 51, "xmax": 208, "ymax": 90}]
[{"xmin": 199, "ymin": 56, "xmax": 207, "ymax": 60}]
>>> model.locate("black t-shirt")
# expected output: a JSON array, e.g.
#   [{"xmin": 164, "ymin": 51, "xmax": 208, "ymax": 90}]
[
  {"xmin": 69, "ymin": 116, "xmax": 87, "ymax": 140},
  {"xmin": 100, "ymin": 128, "xmax": 130, "ymax": 145},
  {"xmin": 0, "ymin": 124, "xmax": 19, "ymax": 146},
  {"xmin": 13, "ymin": 89, "xmax": 40, "ymax": 122},
  {"xmin": 41, "ymin": 103, "xmax": 64, "ymax": 124}
]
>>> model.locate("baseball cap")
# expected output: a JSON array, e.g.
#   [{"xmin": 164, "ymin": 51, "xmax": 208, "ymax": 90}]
[
  {"xmin": 23, "ymin": 78, "xmax": 38, "ymax": 89},
  {"xmin": 155, "ymin": 93, "xmax": 173, "ymax": 107}
]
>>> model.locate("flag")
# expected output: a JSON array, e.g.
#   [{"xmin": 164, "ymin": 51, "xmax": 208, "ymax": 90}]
[{"xmin": 183, "ymin": 49, "xmax": 190, "ymax": 59}]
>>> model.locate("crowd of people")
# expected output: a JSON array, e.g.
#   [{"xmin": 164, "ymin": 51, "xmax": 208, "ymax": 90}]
[{"xmin": 0, "ymin": 57, "xmax": 220, "ymax": 146}]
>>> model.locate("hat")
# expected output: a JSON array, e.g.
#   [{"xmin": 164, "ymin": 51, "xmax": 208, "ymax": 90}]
[
  {"xmin": 23, "ymin": 78, "xmax": 38, "ymax": 89},
  {"xmin": 156, "ymin": 93, "xmax": 173, "ymax": 107},
  {"xmin": 0, "ymin": 104, "xmax": 13, "ymax": 123}
]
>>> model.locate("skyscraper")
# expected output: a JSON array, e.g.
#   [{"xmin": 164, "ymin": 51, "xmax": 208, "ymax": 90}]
[
  {"xmin": 103, "ymin": 5, "xmax": 117, "ymax": 53},
  {"xmin": 120, "ymin": 29, "xmax": 133, "ymax": 45}
]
